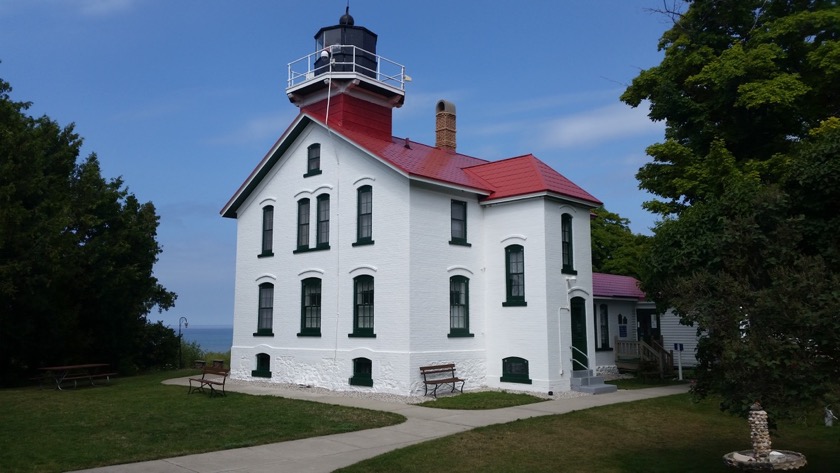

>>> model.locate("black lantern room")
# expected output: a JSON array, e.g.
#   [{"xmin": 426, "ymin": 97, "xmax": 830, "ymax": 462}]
[{"xmin": 313, "ymin": 7, "xmax": 378, "ymax": 79}]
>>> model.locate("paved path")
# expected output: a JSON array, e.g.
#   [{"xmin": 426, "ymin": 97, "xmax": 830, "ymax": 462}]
[{"xmin": 74, "ymin": 379, "xmax": 689, "ymax": 473}]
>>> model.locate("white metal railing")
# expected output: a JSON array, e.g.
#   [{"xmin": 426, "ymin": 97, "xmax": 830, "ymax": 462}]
[
  {"xmin": 287, "ymin": 44, "xmax": 406, "ymax": 91},
  {"xmin": 571, "ymin": 346, "xmax": 589, "ymax": 370}
]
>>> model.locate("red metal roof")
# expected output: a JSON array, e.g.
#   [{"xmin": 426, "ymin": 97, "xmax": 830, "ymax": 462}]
[
  {"xmin": 592, "ymin": 273, "xmax": 646, "ymax": 300},
  {"xmin": 303, "ymin": 110, "xmax": 601, "ymax": 205}
]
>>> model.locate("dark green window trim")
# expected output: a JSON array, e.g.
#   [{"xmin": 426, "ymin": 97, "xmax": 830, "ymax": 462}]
[
  {"xmin": 252, "ymin": 353, "xmax": 271, "ymax": 378},
  {"xmin": 350, "ymin": 275, "xmax": 375, "ymax": 337},
  {"xmin": 356, "ymin": 185, "xmax": 373, "ymax": 245},
  {"xmin": 349, "ymin": 357, "xmax": 373, "ymax": 387},
  {"xmin": 297, "ymin": 198, "xmax": 310, "ymax": 251},
  {"xmin": 449, "ymin": 275, "xmax": 473, "ymax": 337},
  {"xmin": 299, "ymin": 277, "xmax": 322, "ymax": 336},
  {"xmin": 561, "ymin": 213, "xmax": 576, "ymax": 274},
  {"xmin": 253, "ymin": 329, "xmax": 275, "ymax": 337},
  {"xmin": 260, "ymin": 205, "xmax": 274, "ymax": 257},
  {"xmin": 449, "ymin": 200, "xmax": 469, "ymax": 246},
  {"xmin": 256, "ymin": 283, "xmax": 273, "ymax": 335},
  {"xmin": 293, "ymin": 246, "xmax": 330, "ymax": 254},
  {"xmin": 597, "ymin": 303, "xmax": 611, "ymax": 350},
  {"xmin": 316, "ymin": 194, "xmax": 330, "ymax": 249},
  {"xmin": 504, "ymin": 245, "xmax": 526, "ymax": 306},
  {"xmin": 304, "ymin": 143, "xmax": 321, "ymax": 177},
  {"xmin": 500, "ymin": 356, "xmax": 532, "ymax": 384}
]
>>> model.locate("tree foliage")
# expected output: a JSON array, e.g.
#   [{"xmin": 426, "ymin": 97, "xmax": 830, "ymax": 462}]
[
  {"xmin": 0, "ymin": 77, "xmax": 177, "ymax": 384},
  {"xmin": 590, "ymin": 206, "xmax": 649, "ymax": 279},
  {"xmin": 623, "ymin": 1, "xmax": 840, "ymax": 420}
]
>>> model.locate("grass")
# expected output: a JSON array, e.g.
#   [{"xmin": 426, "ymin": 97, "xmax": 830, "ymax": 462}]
[
  {"xmin": 418, "ymin": 390, "xmax": 547, "ymax": 409},
  {"xmin": 0, "ymin": 370, "xmax": 404, "ymax": 473},
  {"xmin": 337, "ymin": 394, "xmax": 840, "ymax": 473}
]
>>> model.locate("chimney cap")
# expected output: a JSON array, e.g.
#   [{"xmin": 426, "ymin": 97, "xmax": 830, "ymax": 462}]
[{"xmin": 436, "ymin": 99, "xmax": 456, "ymax": 114}]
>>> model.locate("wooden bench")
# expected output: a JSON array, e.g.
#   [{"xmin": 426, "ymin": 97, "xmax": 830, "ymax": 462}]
[
  {"xmin": 420, "ymin": 363, "xmax": 465, "ymax": 398},
  {"xmin": 36, "ymin": 364, "xmax": 117, "ymax": 390},
  {"xmin": 188, "ymin": 367, "xmax": 230, "ymax": 397}
]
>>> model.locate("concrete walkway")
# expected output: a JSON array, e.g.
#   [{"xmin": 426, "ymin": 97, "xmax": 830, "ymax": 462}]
[{"xmin": 75, "ymin": 379, "xmax": 689, "ymax": 473}]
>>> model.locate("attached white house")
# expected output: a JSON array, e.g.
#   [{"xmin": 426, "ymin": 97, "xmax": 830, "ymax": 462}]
[
  {"xmin": 592, "ymin": 273, "xmax": 700, "ymax": 376},
  {"xmin": 221, "ymin": 10, "xmax": 683, "ymax": 396}
]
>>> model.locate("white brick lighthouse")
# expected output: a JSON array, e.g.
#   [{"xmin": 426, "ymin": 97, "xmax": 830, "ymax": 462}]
[{"xmin": 221, "ymin": 9, "xmax": 608, "ymax": 395}]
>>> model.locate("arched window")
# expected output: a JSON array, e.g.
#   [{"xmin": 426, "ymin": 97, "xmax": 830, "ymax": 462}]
[
  {"xmin": 501, "ymin": 357, "xmax": 531, "ymax": 384},
  {"xmin": 350, "ymin": 275, "xmax": 375, "ymax": 337},
  {"xmin": 503, "ymin": 245, "xmax": 526, "ymax": 306},
  {"xmin": 296, "ymin": 198, "xmax": 310, "ymax": 250},
  {"xmin": 349, "ymin": 357, "xmax": 373, "ymax": 387},
  {"xmin": 449, "ymin": 276, "xmax": 473, "ymax": 337},
  {"xmin": 255, "ymin": 283, "xmax": 274, "ymax": 336},
  {"xmin": 252, "ymin": 353, "xmax": 271, "ymax": 378},
  {"xmin": 305, "ymin": 143, "xmax": 321, "ymax": 177},
  {"xmin": 316, "ymin": 194, "xmax": 330, "ymax": 248},
  {"xmin": 298, "ymin": 277, "xmax": 322, "ymax": 336},
  {"xmin": 260, "ymin": 205, "xmax": 274, "ymax": 257},
  {"xmin": 561, "ymin": 213, "xmax": 576, "ymax": 274},
  {"xmin": 355, "ymin": 185, "xmax": 373, "ymax": 245}
]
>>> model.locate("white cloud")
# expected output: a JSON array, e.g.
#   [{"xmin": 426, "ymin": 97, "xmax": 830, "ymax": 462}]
[{"xmin": 538, "ymin": 102, "xmax": 663, "ymax": 149}]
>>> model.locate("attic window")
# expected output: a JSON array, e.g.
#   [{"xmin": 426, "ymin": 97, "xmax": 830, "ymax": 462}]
[{"xmin": 304, "ymin": 144, "xmax": 322, "ymax": 177}]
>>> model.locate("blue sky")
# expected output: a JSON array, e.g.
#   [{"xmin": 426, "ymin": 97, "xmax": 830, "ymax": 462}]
[{"xmin": 1, "ymin": 0, "xmax": 671, "ymax": 328}]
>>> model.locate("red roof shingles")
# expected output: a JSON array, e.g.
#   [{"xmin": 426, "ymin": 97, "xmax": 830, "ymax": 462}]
[
  {"xmin": 304, "ymin": 112, "xmax": 601, "ymax": 205},
  {"xmin": 592, "ymin": 273, "xmax": 646, "ymax": 300}
]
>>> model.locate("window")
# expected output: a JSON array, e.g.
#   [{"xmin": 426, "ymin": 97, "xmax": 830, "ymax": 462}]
[
  {"xmin": 316, "ymin": 194, "xmax": 330, "ymax": 249},
  {"xmin": 304, "ymin": 143, "xmax": 321, "ymax": 177},
  {"xmin": 299, "ymin": 277, "xmax": 321, "ymax": 336},
  {"xmin": 500, "ymin": 357, "xmax": 532, "ymax": 384},
  {"xmin": 260, "ymin": 206, "xmax": 274, "ymax": 257},
  {"xmin": 350, "ymin": 275, "xmax": 375, "ymax": 337},
  {"xmin": 561, "ymin": 213, "xmax": 576, "ymax": 274},
  {"xmin": 449, "ymin": 276, "xmax": 473, "ymax": 337},
  {"xmin": 296, "ymin": 199, "xmax": 310, "ymax": 251},
  {"xmin": 349, "ymin": 357, "xmax": 373, "ymax": 387},
  {"xmin": 354, "ymin": 186, "xmax": 373, "ymax": 245},
  {"xmin": 618, "ymin": 313, "xmax": 629, "ymax": 338},
  {"xmin": 254, "ymin": 283, "xmax": 274, "ymax": 336},
  {"xmin": 503, "ymin": 245, "xmax": 526, "ymax": 306},
  {"xmin": 449, "ymin": 200, "xmax": 470, "ymax": 246},
  {"xmin": 252, "ymin": 353, "xmax": 271, "ymax": 378},
  {"xmin": 597, "ymin": 304, "xmax": 611, "ymax": 350}
]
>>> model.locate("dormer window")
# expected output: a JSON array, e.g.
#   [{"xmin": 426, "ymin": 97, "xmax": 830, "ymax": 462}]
[{"xmin": 304, "ymin": 144, "xmax": 321, "ymax": 177}]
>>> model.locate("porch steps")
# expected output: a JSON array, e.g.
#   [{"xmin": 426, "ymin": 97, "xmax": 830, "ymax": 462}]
[{"xmin": 570, "ymin": 370, "xmax": 618, "ymax": 395}]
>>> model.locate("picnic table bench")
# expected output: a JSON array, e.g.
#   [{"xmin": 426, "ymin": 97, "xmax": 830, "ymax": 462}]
[
  {"xmin": 37, "ymin": 364, "xmax": 117, "ymax": 390},
  {"xmin": 188, "ymin": 366, "xmax": 230, "ymax": 397},
  {"xmin": 420, "ymin": 363, "xmax": 465, "ymax": 398}
]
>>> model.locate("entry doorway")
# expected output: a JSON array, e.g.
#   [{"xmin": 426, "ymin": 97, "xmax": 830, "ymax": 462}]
[
  {"xmin": 570, "ymin": 297, "xmax": 588, "ymax": 370},
  {"xmin": 636, "ymin": 308, "xmax": 661, "ymax": 344}
]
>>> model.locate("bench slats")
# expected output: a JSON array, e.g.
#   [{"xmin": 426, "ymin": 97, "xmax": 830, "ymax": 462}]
[
  {"xmin": 188, "ymin": 367, "xmax": 230, "ymax": 397},
  {"xmin": 420, "ymin": 364, "xmax": 465, "ymax": 398}
]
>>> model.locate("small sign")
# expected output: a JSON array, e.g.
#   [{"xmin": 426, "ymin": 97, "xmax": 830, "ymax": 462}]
[
  {"xmin": 619, "ymin": 326, "xmax": 627, "ymax": 338},
  {"xmin": 674, "ymin": 343, "xmax": 684, "ymax": 351}
]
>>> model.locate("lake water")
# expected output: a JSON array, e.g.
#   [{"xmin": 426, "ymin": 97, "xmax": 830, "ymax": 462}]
[{"xmin": 180, "ymin": 326, "xmax": 233, "ymax": 353}]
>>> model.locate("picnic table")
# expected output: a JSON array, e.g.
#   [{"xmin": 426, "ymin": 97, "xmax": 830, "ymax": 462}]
[{"xmin": 37, "ymin": 363, "xmax": 116, "ymax": 390}]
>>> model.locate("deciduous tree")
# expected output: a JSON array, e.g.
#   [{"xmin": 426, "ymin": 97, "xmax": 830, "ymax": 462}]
[
  {"xmin": 0, "ymin": 77, "xmax": 177, "ymax": 384},
  {"xmin": 622, "ymin": 1, "xmax": 840, "ymax": 419}
]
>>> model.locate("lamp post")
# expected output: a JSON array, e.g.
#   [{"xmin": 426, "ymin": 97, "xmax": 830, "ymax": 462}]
[{"xmin": 178, "ymin": 316, "xmax": 188, "ymax": 369}]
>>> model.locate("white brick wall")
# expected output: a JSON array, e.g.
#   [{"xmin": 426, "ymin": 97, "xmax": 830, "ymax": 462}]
[{"xmin": 230, "ymin": 122, "xmax": 598, "ymax": 395}]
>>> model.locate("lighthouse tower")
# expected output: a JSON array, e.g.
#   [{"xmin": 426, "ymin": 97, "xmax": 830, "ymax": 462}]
[{"xmin": 285, "ymin": 8, "xmax": 406, "ymax": 140}]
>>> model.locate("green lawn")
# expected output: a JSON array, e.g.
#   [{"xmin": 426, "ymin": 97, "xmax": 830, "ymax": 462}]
[
  {"xmin": 337, "ymin": 394, "xmax": 840, "ymax": 473},
  {"xmin": 0, "ymin": 370, "xmax": 404, "ymax": 472}
]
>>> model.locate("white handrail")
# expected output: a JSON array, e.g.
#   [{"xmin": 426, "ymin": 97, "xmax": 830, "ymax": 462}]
[
  {"xmin": 570, "ymin": 345, "xmax": 589, "ymax": 370},
  {"xmin": 287, "ymin": 44, "xmax": 405, "ymax": 91}
]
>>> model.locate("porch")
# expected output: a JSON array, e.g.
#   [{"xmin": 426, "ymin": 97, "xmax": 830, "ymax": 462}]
[{"xmin": 614, "ymin": 336, "xmax": 674, "ymax": 380}]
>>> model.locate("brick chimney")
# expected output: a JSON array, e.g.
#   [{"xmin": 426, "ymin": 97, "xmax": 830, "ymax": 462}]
[{"xmin": 435, "ymin": 100, "xmax": 456, "ymax": 151}]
